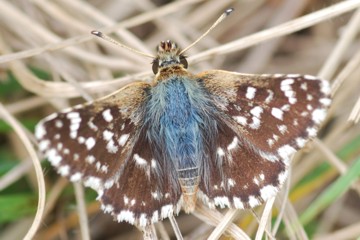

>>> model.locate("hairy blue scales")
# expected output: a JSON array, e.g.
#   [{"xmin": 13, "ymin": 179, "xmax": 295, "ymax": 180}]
[{"xmin": 144, "ymin": 76, "xmax": 217, "ymax": 181}]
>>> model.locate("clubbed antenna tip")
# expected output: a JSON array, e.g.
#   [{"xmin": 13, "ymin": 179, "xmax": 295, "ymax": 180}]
[{"xmin": 179, "ymin": 7, "xmax": 235, "ymax": 55}]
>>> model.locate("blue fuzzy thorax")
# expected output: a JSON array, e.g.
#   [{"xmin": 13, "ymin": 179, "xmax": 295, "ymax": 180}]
[{"xmin": 144, "ymin": 76, "xmax": 218, "ymax": 181}]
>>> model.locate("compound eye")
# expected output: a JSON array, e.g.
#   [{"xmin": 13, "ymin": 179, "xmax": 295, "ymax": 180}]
[
  {"xmin": 152, "ymin": 59, "xmax": 159, "ymax": 74},
  {"xmin": 180, "ymin": 55, "xmax": 188, "ymax": 69}
]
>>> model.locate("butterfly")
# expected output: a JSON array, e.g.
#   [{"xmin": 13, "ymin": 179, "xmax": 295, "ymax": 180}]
[{"xmin": 35, "ymin": 9, "xmax": 331, "ymax": 227}]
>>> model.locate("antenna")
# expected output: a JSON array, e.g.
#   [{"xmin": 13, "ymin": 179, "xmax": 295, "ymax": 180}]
[
  {"xmin": 91, "ymin": 31, "xmax": 155, "ymax": 59},
  {"xmin": 179, "ymin": 8, "xmax": 234, "ymax": 55}
]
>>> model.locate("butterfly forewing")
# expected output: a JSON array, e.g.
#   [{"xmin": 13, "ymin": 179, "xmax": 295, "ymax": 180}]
[
  {"xmin": 35, "ymin": 83, "xmax": 150, "ymax": 191},
  {"xmin": 197, "ymin": 70, "xmax": 331, "ymax": 208},
  {"xmin": 200, "ymin": 70, "xmax": 331, "ymax": 157}
]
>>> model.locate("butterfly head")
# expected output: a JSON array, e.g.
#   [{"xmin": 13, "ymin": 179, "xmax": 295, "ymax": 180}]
[{"xmin": 152, "ymin": 40, "xmax": 188, "ymax": 74}]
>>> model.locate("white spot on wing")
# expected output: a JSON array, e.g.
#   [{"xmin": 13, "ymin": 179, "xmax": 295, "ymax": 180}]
[
  {"xmin": 273, "ymin": 134, "xmax": 279, "ymax": 141},
  {"xmin": 320, "ymin": 80, "xmax": 331, "ymax": 94},
  {"xmin": 58, "ymin": 165, "xmax": 70, "ymax": 176},
  {"xmin": 249, "ymin": 116, "xmax": 261, "ymax": 129},
  {"xmin": 278, "ymin": 145, "xmax": 296, "ymax": 161},
  {"xmin": 312, "ymin": 108, "xmax": 327, "ymax": 124},
  {"xmin": 101, "ymin": 165, "xmax": 108, "ymax": 173},
  {"xmin": 103, "ymin": 130, "xmax": 114, "ymax": 141},
  {"xmin": 217, "ymin": 147, "xmax": 225, "ymax": 157},
  {"xmin": 151, "ymin": 159, "xmax": 157, "ymax": 169},
  {"xmin": 265, "ymin": 90, "xmax": 274, "ymax": 103},
  {"xmin": 101, "ymin": 204, "xmax": 114, "ymax": 213},
  {"xmin": 267, "ymin": 138, "xmax": 274, "ymax": 147},
  {"xmin": 250, "ymin": 106, "xmax": 263, "ymax": 118},
  {"xmin": 278, "ymin": 125, "xmax": 287, "ymax": 134},
  {"xmin": 228, "ymin": 178, "xmax": 235, "ymax": 187},
  {"xmin": 152, "ymin": 211, "xmax": 159, "ymax": 223},
  {"xmin": 35, "ymin": 124, "xmax": 46, "ymax": 139},
  {"xmin": 88, "ymin": 121, "xmax": 98, "ymax": 131},
  {"xmin": 161, "ymin": 204, "xmax": 173, "ymax": 219},
  {"xmin": 106, "ymin": 140, "xmax": 118, "ymax": 153},
  {"xmin": 304, "ymin": 75, "xmax": 317, "ymax": 80},
  {"xmin": 55, "ymin": 120, "xmax": 63, "ymax": 128},
  {"xmin": 56, "ymin": 143, "xmax": 63, "ymax": 150},
  {"xmin": 66, "ymin": 111, "xmax": 78, "ymax": 118},
  {"xmin": 289, "ymin": 97, "xmax": 297, "ymax": 104},
  {"xmin": 78, "ymin": 136, "xmax": 85, "ymax": 144},
  {"xmin": 259, "ymin": 151, "xmax": 279, "ymax": 162},
  {"xmin": 307, "ymin": 127, "xmax": 317, "ymax": 137},
  {"xmin": 260, "ymin": 185, "xmax": 278, "ymax": 201},
  {"xmin": 278, "ymin": 170, "xmax": 288, "ymax": 184},
  {"xmin": 139, "ymin": 214, "xmax": 148, "ymax": 227},
  {"xmin": 301, "ymin": 82, "xmax": 308, "ymax": 90},
  {"xmin": 227, "ymin": 137, "xmax": 239, "ymax": 151},
  {"xmin": 70, "ymin": 172, "xmax": 82, "ymax": 182},
  {"xmin": 117, "ymin": 210, "xmax": 135, "ymax": 225},
  {"xmin": 253, "ymin": 177, "xmax": 259, "ymax": 186},
  {"xmin": 248, "ymin": 196, "xmax": 260, "ymax": 208},
  {"xmin": 118, "ymin": 134, "xmax": 129, "ymax": 146},
  {"xmin": 85, "ymin": 137, "xmax": 96, "ymax": 150},
  {"xmin": 123, "ymin": 196, "xmax": 129, "ymax": 205},
  {"xmin": 70, "ymin": 122, "xmax": 80, "ymax": 131},
  {"xmin": 84, "ymin": 176, "xmax": 102, "ymax": 190},
  {"xmin": 281, "ymin": 78, "xmax": 295, "ymax": 86},
  {"xmin": 260, "ymin": 174, "xmax": 265, "ymax": 180},
  {"xmin": 246, "ymin": 87, "xmax": 256, "ymax": 99},
  {"xmin": 39, "ymin": 140, "xmax": 50, "ymax": 151},
  {"xmin": 281, "ymin": 104, "xmax": 290, "ymax": 111},
  {"xmin": 47, "ymin": 148, "xmax": 62, "ymax": 166},
  {"xmin": 134, "ymin": 154, "xmax": 147, "ymax": 166},
  {"xmin": 43, "ymin": 112, "xmax": 58, "ymax": 121},
  {"xmin": 102, "ymin": 109, "xmax": 113, "ymax": 122},
  {"xmin": 104, "ymin": 179, "xmax": 114, "ymax": 189},
  {"xmin": 214, "ymin": 196, "xmax": 230, "ymax": 208},
  {"xmin": 234, "ymin": 116, "xmax": 247, "ymax": 126},
  {"xmin": 271, "ymin": 108, "xmax": 284, "ymax": 120},
  {"xmin": 296, "ymin": 137, "xmax": 306, "ymax": 148},
  {"xmin": 320, "ymin": 98, "xmax": 331, "ymax": 106},
  {"xmin": 86, "ymin": 155, "xmax": 95, "ymax": 164}
]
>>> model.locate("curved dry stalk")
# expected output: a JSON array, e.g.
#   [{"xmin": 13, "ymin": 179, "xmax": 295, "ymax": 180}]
[
  {"xmin": 0, "ymin": 103, "xmax": 46, "ymax": 240},
  {"xmin": 318, "ymin": 6, "xmax": 360, "ymax": 80}
]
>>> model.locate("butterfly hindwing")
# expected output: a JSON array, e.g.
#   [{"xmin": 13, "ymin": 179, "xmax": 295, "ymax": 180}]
[
  {"xmin": 100, "ymin": 128, "xmax": 182, "ymax": 227},
  {"xmin": 198, "ymin": 120, "xmax": 287, "ymax": 209},
  {"xmin": 35, "ymin": 82, "xmax": 150, "ymax": 191}
]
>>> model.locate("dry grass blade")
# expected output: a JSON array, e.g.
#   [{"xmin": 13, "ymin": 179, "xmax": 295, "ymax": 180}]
[
  {"xmin": 255, "ymin": 197, "xmax": 276, "ymax": 240},
  {"xmin": 74, "ymin": 182, "xmax": 91, "ymax": 240},
  {"xmin": 191, "ymin": 0, "xmax": 360, "ymax": 63},
  {"xmin": 0, "ymin": 104, "xmax": 46, "ymax": 240},
  {"xmin": 207, "ymin": 209, "xmax": 239, "ymax": 240}
]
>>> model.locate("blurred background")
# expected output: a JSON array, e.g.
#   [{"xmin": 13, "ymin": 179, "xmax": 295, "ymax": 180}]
[{"xmin": 0, "ymin": 0, "xmax": 360, "ymax": 239}]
